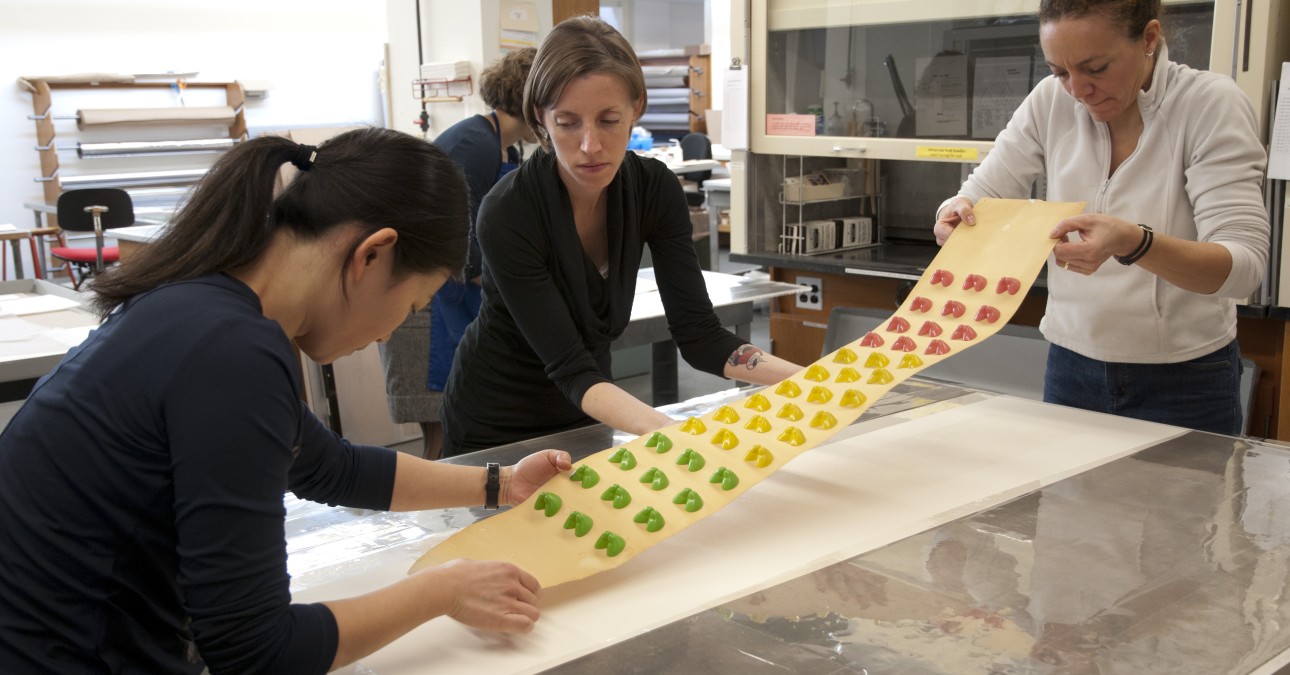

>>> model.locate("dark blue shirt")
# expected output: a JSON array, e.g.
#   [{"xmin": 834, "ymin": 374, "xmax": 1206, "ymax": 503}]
[{"xmin": 0, "ymin": 274, "xmax": 397, "ymax": 674}]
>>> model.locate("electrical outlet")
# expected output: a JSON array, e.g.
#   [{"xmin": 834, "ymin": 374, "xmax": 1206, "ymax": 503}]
[{"xmin": 796, "ymin": 275, "xmax": 823, "ymax": 310}]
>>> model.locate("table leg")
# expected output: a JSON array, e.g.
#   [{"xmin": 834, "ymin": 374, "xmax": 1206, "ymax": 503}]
[
  {"xmin": 708, "ymin": 204, "xmax": 720, "ymax": 271},
  {"xmin": 651, "ymin": 340, "xmax": 680, "ymax": 406},
  {"xmin": 8, "ymin": 240, "xmax": 22, "ymax": 280}
]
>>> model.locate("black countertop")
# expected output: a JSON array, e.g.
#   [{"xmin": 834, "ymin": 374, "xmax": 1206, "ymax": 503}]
[
  {"xmin": 733, "ymin": 242, "xmax": 1276, "ymax": 319},
  {"xmin": 731, "ymin": 241, "xmax": 1050, "ymax": 290}
]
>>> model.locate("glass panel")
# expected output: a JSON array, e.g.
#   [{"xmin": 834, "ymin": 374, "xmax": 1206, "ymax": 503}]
[{"xmin": 764, "ymin": 3, "xmax": 1214, "ymax": 141}]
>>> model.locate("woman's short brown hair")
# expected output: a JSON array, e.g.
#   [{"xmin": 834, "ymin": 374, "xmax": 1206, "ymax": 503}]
[
  {"xmin": 480, "ymin": 48, "xmax": 536, "ymax": 118},
  {"xmin": 522, "ymin": 15, "xmax": 647, "ymax": 152}
]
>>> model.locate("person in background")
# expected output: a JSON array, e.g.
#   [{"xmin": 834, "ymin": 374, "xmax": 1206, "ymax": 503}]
[
  {"xmin": 932, "ymin": 0, "xmax": 1268, "ymax": 435},
  {"xmin": 0, "ymin": 128, "xmax": 570, "ymax": 674},
  {"xmin": 381, "ymin": 48, "xmax": 538, "ymax": 459},
  {"xmin": 439, "ymin": 16, "xmax": 803, "ymax": 456}
]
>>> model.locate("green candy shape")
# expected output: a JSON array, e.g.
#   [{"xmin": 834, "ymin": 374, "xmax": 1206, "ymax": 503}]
[
  {"xmin": 672, "ymin": 487, "xmax": 704, "ymax": 512},
  {"xmin": 633, "ymin": 506, "xmax": 666, "ymax": 533},
  {"xmin": 563, "ymin": 511, "xmax": 593, "ymax": 537},
  {"xmin": 599, "ymin": 484, "xmax": 632, "ymax": 509},
  {"xmin": 608, "ymin": 447, "xmax": 638, "ymax": 470},
  {"xmin": 594, "ymin": 531, "xmax": 626, "ymax": 557},
  {"xmin": 677, "ymin": 448, "xmax": 706, "ymax": 472},
  {"xmin": 644, "ymin": 431, "xmax": 673, "ymax": 453},
  {"xmin": 533, "ymin": 492, "xmax": 562, "ymax": 517},
  {"xmin": 632, "ymin": 505, "xmax": 665, "ymax": 534},
  {"xmin": 570, "ymin": 465, "xmax": 600, "ymax": 488},
  {"xmin": 709, "ymin": 467, "xmax": 739, "ymax": 491},
  {"xmin": 639, "ymin": 467, "xmax": 669, "ymax": 491}
]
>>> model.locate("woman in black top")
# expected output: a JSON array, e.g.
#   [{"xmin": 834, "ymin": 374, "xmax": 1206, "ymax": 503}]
[
  {"xmin": 441, "ymin": 16, "xmax": 801, "ymax": 456},
  {"xmin": 0, "ymin": 129, "xmax": 570, "ymax": 674}
]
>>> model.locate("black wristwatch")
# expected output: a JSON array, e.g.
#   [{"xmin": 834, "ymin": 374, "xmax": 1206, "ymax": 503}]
[{"xmin": 484, "ymin": 463, "xmax": 501, "ymax": 510}]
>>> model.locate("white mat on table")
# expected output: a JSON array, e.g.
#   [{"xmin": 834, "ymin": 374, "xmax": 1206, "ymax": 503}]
[{"xmin": 296, "ymin": 396, "xmax": 1185, "ymax": 674}]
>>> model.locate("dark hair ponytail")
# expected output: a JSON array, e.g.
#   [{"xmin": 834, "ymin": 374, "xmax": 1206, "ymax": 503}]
[
  {"xmin": 1038, "ymin": 0, "xmax": 1162, "ymax": 40},
  {"xmin": 89, "ymin": 127, "xmax": 469, "ymax": 318}
]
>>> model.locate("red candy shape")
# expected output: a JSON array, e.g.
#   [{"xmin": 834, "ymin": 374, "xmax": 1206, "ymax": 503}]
[
  {"xmin": 860, "ymin": 332, "xmax": 884, "ymax": 347},
  {"xmin": 886, "ymin": 316, "xmax": 910, "ymax": 333},
  {"xmin": 918, "ymin": 321, "xmax": 942, "ymax": 337},
  {"xmin": 941, "ymin": 300, "xmax": 965, "ymax": 318},
  {"xmin": 996, "ymin": 277, "xmax": 1021, "ymax": 295},
  {"xmin": 930, "ymin": 269, "xmax": 954, "ymax": 287},
  {"xmin": 975, "ymin": 306, "xmax": 1001, "ymax": 323},
  {"xmin": 963, "ymin": 274, "xmax": 987, "ymax": 292},
  {"xmin": 910, "ymin": 296, "xmax": 933, "ymax": 313},
  {"xmin": 951, "ymin": 325, "xmax": 978, "ymax": 341},
  {"xmin": 892, "ymin": 336, "xmax": 917, "ymax": 352},
  {"xmin": 924, "ymin": 339, "xmax": 951, "ymax": 356}
]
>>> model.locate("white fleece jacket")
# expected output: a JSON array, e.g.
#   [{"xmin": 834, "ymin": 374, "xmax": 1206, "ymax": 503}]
[{"xmin": 955, "ymin": 44, "xmax": 1269, "ymax": 363}]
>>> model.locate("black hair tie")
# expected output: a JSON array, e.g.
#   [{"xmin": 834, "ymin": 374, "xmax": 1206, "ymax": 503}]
[{"xmin": 290, "ymin": 144, "xmax": 318, "ymax": 171}]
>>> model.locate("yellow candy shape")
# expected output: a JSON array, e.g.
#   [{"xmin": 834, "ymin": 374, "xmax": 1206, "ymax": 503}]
[
  {"xmin": 776, "ymin": 403, "xmax": 803, "ymax": 422},
  {"xmin": 864, "ymin": 352, "xmax": 890, "ymax": 369},
  {"xmin": 810, "ymin": 411, "xmax": 838, "ymax": 430},
  {"xmin": 744, "ymin": 415, "xmax": 772, "ymax": 433},
  {"xmin": 835, "ymin": 367, "xmax": 861, "ymax": 383},
  {"xmin": 777, "ymin": 427, "xmax": 807, "ymax": 446},
  {"xmin": 713, "ymin": 405, "xmax": 740, "ymax": 424},
  {"xmin": 868, "ymin": 368, "xmax": 894, "ymax": 385},
  {"xmin": 898, "ymin": 354, "xmax": 924, "ymax": 369},
  {"xmin": 839, "ymin": 389, "xmax": 867, "ymax": 408},
  {"xmin": 832, "ymin": 347, "xmax": 858, "ymax": 364},
  {"xmin": 806, "ymin": 386, "xmax": 832, "ymax": 404},
  {"xmin": 744, "ymin": 393, "xmax": 772, "ymax": 412},
  {"xmin": 804, "ymin": 365, "xmax": 830, "ymax": 382},
  {"xmin": 774, "ymin": 380, "xmax": 801, "ymax": 398},
  {"xmin": 744, "ymin": 444, "xmax": 774, "ymax": 468},
  {"xmin": 680, "ymin": 417, "xmax": 707, "ymax": 435},
  {"xmin": 711, "ymin": 428, "xmax": 739, "ymax": 450}
]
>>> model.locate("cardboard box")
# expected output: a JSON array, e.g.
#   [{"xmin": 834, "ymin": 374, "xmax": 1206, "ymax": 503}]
[
  {"xmin": 836, "ymin": 216, "xmax": 874, "ymax": 247},
  {"xmin": 803, "ymin": 219, "xmax": 836, "ymax": 253},
  {"xmin": 784, "ymin": 173, "xmax": 846, "ymax": 202}
]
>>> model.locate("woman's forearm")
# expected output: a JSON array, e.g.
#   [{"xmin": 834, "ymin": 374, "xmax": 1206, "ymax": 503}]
[
  {"xmin": 722, "ymin": 344, "xmax": 801, "ymax": 384},
  {"xmin": 580, "ymin": 381, "xmax": 674, "ymax": 436}
]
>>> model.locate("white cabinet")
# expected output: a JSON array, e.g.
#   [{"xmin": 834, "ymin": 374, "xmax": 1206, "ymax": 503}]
[{"xmin": 749, "ymin": 0, "xmax": 1218, "ymax": 162}]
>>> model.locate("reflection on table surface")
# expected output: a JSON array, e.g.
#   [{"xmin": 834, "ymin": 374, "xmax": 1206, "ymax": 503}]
[{"xmin": 288, "ymin": 380, "xmax": 1290, "ymax": 674}]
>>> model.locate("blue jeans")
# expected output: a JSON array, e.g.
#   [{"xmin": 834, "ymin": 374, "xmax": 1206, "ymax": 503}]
[{"xmin": 1043, "ymin": 341, "xmax": 1242, "ymax": 436}]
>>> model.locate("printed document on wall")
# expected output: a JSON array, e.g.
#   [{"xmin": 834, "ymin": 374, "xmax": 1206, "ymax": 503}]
[
  {"xmin": 723, "ymin": 65, "xmax": 748, "ymax": 150},
  {"xmin": 1269, "ymin": 62, "xmax": 1290, "ymax": 180}
]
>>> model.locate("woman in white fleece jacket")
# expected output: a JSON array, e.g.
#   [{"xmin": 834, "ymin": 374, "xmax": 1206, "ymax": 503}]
[{"xmin": 934, "ymin": 0, "xmax": 1269, "ymax": 435}]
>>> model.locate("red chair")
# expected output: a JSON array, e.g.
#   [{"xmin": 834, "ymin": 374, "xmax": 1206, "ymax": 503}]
[{"xmin": 52, "ymin": 188, "xmax": 133, "ymax": 290}]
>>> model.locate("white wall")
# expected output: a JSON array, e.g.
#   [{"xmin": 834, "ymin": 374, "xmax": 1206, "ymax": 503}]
[{"xmin": 0, "ymin": 0, "xmax": 388, "ymax": 267}]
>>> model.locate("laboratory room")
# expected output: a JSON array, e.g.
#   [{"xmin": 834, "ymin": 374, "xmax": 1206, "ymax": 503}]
[{"xmin": 4, "ymin": 0, "xmax": 1290, "ymax": 672}]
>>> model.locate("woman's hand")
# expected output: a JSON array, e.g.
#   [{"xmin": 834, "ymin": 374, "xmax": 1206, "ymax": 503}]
[
  {"xmin": 934, "ymin": 196, "xmax": 976, "ymax": 246},
  {"xmin": 430, "ymin": 559, "xmax": 542, "ymax": 633},
  {"xmin": 1049, "ymin": 214, "xmax": 1140, "ymax": 275},
  {"xmin": 503, "ymin": 449, "xmax": 573, "ymax": 505}
]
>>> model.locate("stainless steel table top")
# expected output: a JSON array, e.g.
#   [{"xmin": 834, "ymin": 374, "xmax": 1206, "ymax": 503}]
[{"xmin": 291, "ymin": 382, "xmax": 1290, "ymax": 674}]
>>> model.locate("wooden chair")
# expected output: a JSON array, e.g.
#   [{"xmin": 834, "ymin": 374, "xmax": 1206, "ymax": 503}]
[{"xmin": 52, "ymin": 188, "xmax": 134, "ymax": 290}]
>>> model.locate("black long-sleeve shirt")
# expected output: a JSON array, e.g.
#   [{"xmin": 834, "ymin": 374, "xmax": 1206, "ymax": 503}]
[
  {"xmin": 441, "ymin": 149, "xmax": 744, "ymax": 455},
  {"xmin": 0, "ymin": 274, "xmax": 397, "ymax": 674}
]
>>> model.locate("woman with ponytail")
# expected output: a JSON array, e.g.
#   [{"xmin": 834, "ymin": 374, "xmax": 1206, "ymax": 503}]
[{"xmin": 0, "ymin": 127, "xmax": 570, "ymax": 674}]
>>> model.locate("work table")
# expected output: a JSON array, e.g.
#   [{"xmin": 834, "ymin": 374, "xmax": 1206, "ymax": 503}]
[{"xmin": 288, "ymin": 380, "xmax": 1290, "ymax": 674}]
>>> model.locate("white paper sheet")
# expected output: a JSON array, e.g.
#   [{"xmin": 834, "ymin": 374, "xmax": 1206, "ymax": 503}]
[
  {"xmin": 722, "ymin": 65, "xmax": 748, "ymax": 150},
  {"xmin": 1268, "ymin": 62, "xmax": 1290, "ymax": 180},
  {"xmin": 295, "ymin": 396, "xmax": 1183, "ymax": 674}
]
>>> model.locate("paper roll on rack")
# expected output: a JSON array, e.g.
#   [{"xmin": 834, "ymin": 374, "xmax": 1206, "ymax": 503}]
[
  {"xmin": 76, "ymin": 138, "xmax": 236, "ymax": 158},
  {"xmin": 60, "ymin": 169, "xmax": 207, "ymax": 189},
  {"xmin": 76, "ymin": 106, "xmax": 238, "ymax": 130}
]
